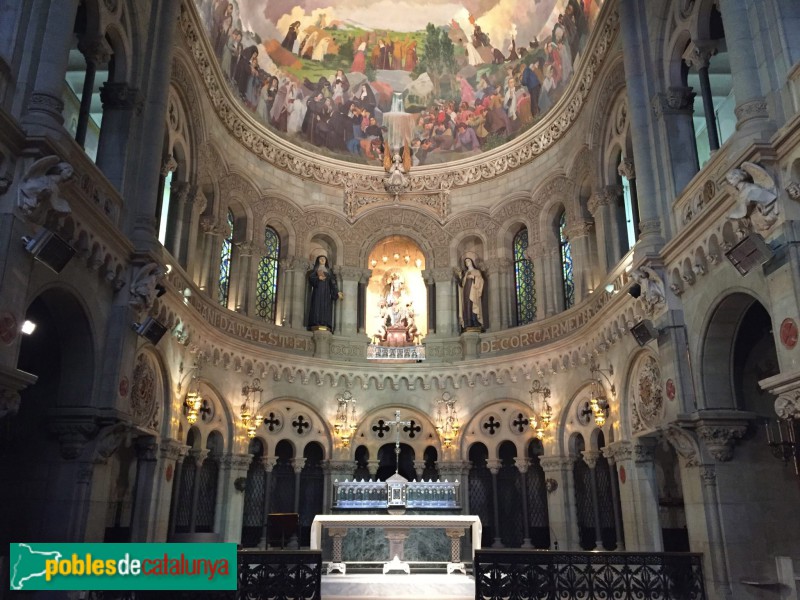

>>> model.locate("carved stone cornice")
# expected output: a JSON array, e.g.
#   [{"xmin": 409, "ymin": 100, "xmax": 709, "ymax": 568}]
[{"xmin": 177, "ymin": 2, "xmax": 620, "ymax": 191}]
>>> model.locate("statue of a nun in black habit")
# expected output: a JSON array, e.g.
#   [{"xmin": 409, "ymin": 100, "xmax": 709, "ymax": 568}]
[{"xmin": 307, "ymin": 255, "xmax": 343, "ymax": 331}]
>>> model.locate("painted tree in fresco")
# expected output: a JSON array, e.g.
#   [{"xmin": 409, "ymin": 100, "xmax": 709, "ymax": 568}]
[{"xmin": 419, "ymin": 23, "xmax": 456, "ymax": 99}]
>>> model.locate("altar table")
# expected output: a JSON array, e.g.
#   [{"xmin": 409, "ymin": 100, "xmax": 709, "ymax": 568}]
[{"xmin": 309, "ymin": 514, "xmax": 482, "ymax": 575}]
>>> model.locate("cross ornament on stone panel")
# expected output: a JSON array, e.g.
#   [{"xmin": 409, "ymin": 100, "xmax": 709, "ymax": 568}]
[
  {"xmin": 483, "ymin": 415, "xmax": 501, "ymax": 435},
  {"xmin": 387, "ymin": 410, "xmax": 413, "ymax": 476}
]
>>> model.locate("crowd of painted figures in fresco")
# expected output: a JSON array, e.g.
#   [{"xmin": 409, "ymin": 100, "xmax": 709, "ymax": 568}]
[{"xmin": 208, "ymin": 0, "xmax": 592, "ymax": 165}]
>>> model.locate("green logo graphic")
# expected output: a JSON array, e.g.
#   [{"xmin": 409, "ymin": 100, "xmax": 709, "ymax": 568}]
[{"xmin": 9, "ymin": 543, "xmax": 237, "ymax": 591}]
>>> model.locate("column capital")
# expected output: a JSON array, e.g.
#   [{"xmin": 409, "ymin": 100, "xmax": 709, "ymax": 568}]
[
  {"xmin": 484, "ymin": 257, "xmax": 513, "ymax": 273},
  {"xmin": 682, "ymin": 40, "xmax": 717, "ymax": 71},
  {"xmin": 159, "ymin": 439, "xmax": 189, "ymax": 462},
  {"xmin": 200, "ymin": 216, "xmax": 225, "ymax": 236},
  {"xmin": 237, "ymin": 240, "xmax": 258, "ymax": 257},
  {"xmin": 563, "ymin": 219, "xmax": 594, "ymax": 239},
  {"xmin": 514, "ymin": 457, "xmax": 530, "ymax": 473},
  {"xmin": 336, "ymin": 265, "xmax": 368, "ymax": 281},
  {"xmin": 188, "ymin": 448, "xmax": 209, "ymax": 467},
  {"xmin": 135, "ymin": 436, "xmax": 159, "ymax": 461},
  {"xmin": 486, "ymin": 459, "xmax": 502, "ymax": 475},
  {"xmin": 617, "ymin": 158, "xmax": 635, "ymax": 180},
  {"xmin": 161, "ymin": 154, "xmax": 178, "ymax": 177},
  {"xmin": 221, "ymin": 453, "xmax": 253, "ymax": 471},
  {"xmin": 261, "ymin": 456, "xmax": 278, "ymax": 472},
  {"xmin": 77, "ymin": 36, "xmax": 113, "ymax": 67},
  {"xmin": 538, "ymin": 455, "xmax": 573, "ymax": 472},
  {"xmin": 425, "ymin": 267, "xmax": 457, "ymax": 283},
  {"xmin": 99, "ymin": 82, "xmax": 138, "ymax": 111},
  {"xmin": 581, "ymin": 450, "xmax": 601, "ymax": 469},
  {"xmin": 291, "ymin": 457, "xmax": 306, "ymax": 474},
  {"xmin": 677, "ymin": 409, "xmax": 755, "ymax": 462},
  {"xmin": 47, "ymin": 416, "xmax": 99, "ymax": 460},
  {"xmin": 651, "ymin": 87, "xmax": 696, "ymax": 118},
  {"xmin": 733, "ymin": 98, "xmax": 769, "ymax": 124}
]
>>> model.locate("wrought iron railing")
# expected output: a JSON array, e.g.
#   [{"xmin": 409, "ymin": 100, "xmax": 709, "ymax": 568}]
[
  {"xmin": 82, "ymin": 550, "xmax": 322, "ymax": 600},
  {"xmin": 474, "ymin": 549, "xmax": 706, "ymax": 600}
]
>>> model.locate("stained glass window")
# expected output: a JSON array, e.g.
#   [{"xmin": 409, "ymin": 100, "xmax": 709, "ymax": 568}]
[
  {"xmin": 513, "ymin": 228, "xmax": 536, "ymax": 325},
  {"xmin": 218, "ymin": 209, "xmax": 234, "ymax": 307},
  {"xmin": 559, "ymin": 211, "xmax": 575, "ymax": 309},
  {"xmin": 256, "ymin": 226, "xmax": 280, "ymax": 322}
]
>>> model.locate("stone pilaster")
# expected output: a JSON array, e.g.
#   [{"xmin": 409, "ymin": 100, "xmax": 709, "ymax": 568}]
[
  {"xmin": 563, "ymin": 218, "xmax": 596, "ymax": 304},
  {"xmin": 218, "ymin": 453, "xmax": 252, "ymax": 543},
  {"xmin": 539, "ymin": 456, "xmax": 578, "ymax": 550},
  {"xmin": 97, "ymin": 82, "xmax": 139, "ymax": 190}
]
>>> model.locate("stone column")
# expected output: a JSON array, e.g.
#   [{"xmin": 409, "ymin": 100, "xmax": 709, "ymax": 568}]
[
  {"xmin": 97, "ymin": 82, "xmax": 138, "ymax": 190},
  {"xmin": 650, "ymin": 86, "xmax": 699, "ymax": 203},
  {"xmin": 184, "ymin": 191, "xmax": 207, "ymax": 278},
  {"xmin": 187, "ymin": 449, "xmax": 209, "ymax": 533},
  {"xmin": 275, "ymin": 255, "xmax": 291, "ymax": 324},
  {"xmin": 564, "ymin": 219, "xmax": 596, "ymax": 304},
  {"xmin": 547, "ymin": 244, "xmax": 564, "ymax": 314},
  {"xmin": 22, "ymin": 0, "xmax": 81, "ymax": 138},
  {"xmin": 292, "ymin": 457, "xmax": 306, "ymax": 514},
  {"xmin": 167, "ymin": 450, "xmax": 188, "ymax": 540},
  {"xmin": 260, "ymin": 456, "xmax": 276, "ymax": 548},
  {"xmin": 581, "ymin": 450, "xmax": 605, "ymax": 550},
  {"xmin": 130, "ymin": 436, "xmax": 160, "ymax": 542},
  {"xmin": 169, "ymin": 181, "xmax": 192, "ymax": 264},
  {"xmin": 605, "ymin": 439, "xmax": 662, "ymax": 552},
  {"xmin": 289, "ymin": 257, "xmax": 311, "ymax": 329},
  {"xmin": 385, "ymin": 529, "xmax": 410, "ymax": 561},
  {"xmin": 717, "ymin": 0, "xmax": 773, "ymax": 139},
  {"xmin": 602, "ymin": 446, "xmax": 625, "ymax": 551},
  {"xmin": 515, "ymin": 457, "xmax": 533, "ymax": 548},
  {"xmin": 496, "ymin": 258, "xmax": 514, "ymax": 329},
  {"xmin": 199, "ymin": 217, "xmax": 224, "ymax": 295},
  {"xmin": 618, "ymin": 0, "xmax": 664, "ymax": 257},
  {"xmin": 218, "ymin": 454, "xmax": 252, "ymax": 543},
  {"xmin": 485, "ymin": 259, "xmax": 503, "ymax": 332},
  {"xmin": 337, "ymin": 267, "xmax": 365, "ymax": 336},
  {"xmin": 367, "ymin": 460, "xmax": 380, "ymax": 481},
  {"xmin": 683, "ymin": 42, "xmax": 720, "ymax": 151},
  {"xmin": 234, "ymin": 240, "xmax": 256, "ymax": 315},
  {"xmin": 588, "ymin": 189, "xmax": 612, "ymax": 273},
  {"xmin": 486, "ymin": 459, "xmax": 503, "ymax": 548},
  {"xmin": 526, "ymin": 242, "xmax": 549, "ymax": 320},
  {"xmin": 75, "ymin": 36, "xmax": 112, "ymax": 148},
  {"xmin": 427, "ymin": 267, "xmax": 457, "ymax": 336},
  {"xmin": 540, "ymin": 456, "xmax": 579, "ymax": 550}
]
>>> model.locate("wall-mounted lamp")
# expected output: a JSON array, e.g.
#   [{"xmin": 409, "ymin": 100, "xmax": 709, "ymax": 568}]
[
  {"xmin": 436, "ymin": 392, "xmax": 460, "ymax": 448},
  {"xmin": 528, "ymin": 379, "xmax": 553, "ymax": 440},
  {"xmin": 334, "ymin": 390, "xmax": 357, "ymax": 447},
  {"xmin": 240, "ymin": 379, "xmax": 264, "ymax": 438},
  {"xmin": 580, "ymin": 358, "xmax": 614, "ymax": 427},
  {"xmin": 21, "ymin": 320, "xmax": 36, "ymax": 335},
  {"xmin": 178, "ymin": 361, "xmax": 204, "ymax": 424}
]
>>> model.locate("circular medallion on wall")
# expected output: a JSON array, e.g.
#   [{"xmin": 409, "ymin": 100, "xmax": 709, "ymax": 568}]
[
  {"xmin": 130, "ymin": 353, "xmax": 159, "ymax": 430},
  {"xmin": 633, "ymin": 356, "xmax": 665, "ymax": 428},
  {"xmin": 508, "ymin": 412, "xmax": 530, "ymax": 435},
  {"xmin": 780, "ymin": 318, "xmax": 798, "ymax": 349},
  {"xmin": 290, "ymin": 412, "xmax": 313, "ymax": 437},
  {"xmin": 0, "ymin": 311, "xmax": 18, "ymax": 345}
]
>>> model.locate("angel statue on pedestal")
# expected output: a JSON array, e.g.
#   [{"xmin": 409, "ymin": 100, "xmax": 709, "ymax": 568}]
[{"xmin": 383, "ymin": 142, "xmax": 411, "ymax": 197}]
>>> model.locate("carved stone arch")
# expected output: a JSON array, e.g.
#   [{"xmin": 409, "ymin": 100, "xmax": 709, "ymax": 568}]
[
  {"xmin": 353, "ymin": 404, "xmax": 438, "ymax": 461},
  {"xmin": 102, "ymin": 21, "xmax": 132, "ymax": 83},
  {"xmin": 170, "ymin": 51, "xmax": 208, "ymax": 148},
  {"xmin": 450, "ymin": 220, "xmax": 491, "ymax": 266},
  {"xmin": 688, "ymin": 0, "xmax": 720, "ymax": 43},
  {"xmin": 357, "ymin": 223, "xmax": 437, "ymax": 270},
  {"xmin": 193, "ymin": 379, "xmax": 236, "ymax": 452},
  {"xmin": 350, "ymin": 208, "xmax": 452, "ymax": 268},
  {"xmin": 587, "ymin": 54, "xmax": 626, "ymax": 152},
  {"xmin": 539, "ymin": 195, "xmax": 570, "ymax": 249},
  {"xmin": 305, "ymin": 226, "xmax": 346, "ymax": 269},
  {"xmin": 556, "ymin": 379, "xmax": 604, "ymax": 456},
  {"xmin": 259, "ymin": 397, "xmax": 333, "ymax": 459},
  {"xmin": 665, "ymin": 26, "xmax": 693, "ymax": 90},
  {"xmin": 570, "ymin": 146, "xmax": 596, "ymax": 188}
]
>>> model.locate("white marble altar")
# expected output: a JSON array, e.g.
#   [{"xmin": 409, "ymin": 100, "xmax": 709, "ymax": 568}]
[{"xmin": 310, "ymin": 514, "xmax": 482, "ymax": 575}]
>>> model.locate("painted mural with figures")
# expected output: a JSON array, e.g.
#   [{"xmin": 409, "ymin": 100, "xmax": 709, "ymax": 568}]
[{"xmin": 194, "ymin": 0, "xmax": 604, "ymax": 166}]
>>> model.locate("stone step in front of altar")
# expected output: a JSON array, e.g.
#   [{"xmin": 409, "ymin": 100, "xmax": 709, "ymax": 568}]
[{"xmin": 321, "ymin": 573, "xmax": 474, "ymax": 599}]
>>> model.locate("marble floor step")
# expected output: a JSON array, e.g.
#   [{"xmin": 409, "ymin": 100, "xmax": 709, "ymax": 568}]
[{"xmin": 321, "ymin": 573, "xmax": 475, "ymax": 599}]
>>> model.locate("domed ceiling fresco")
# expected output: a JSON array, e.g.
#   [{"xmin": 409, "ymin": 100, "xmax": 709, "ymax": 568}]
[{"xmin": 193, "ymin": 0, "xmax": 604, "ymax": 167}]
